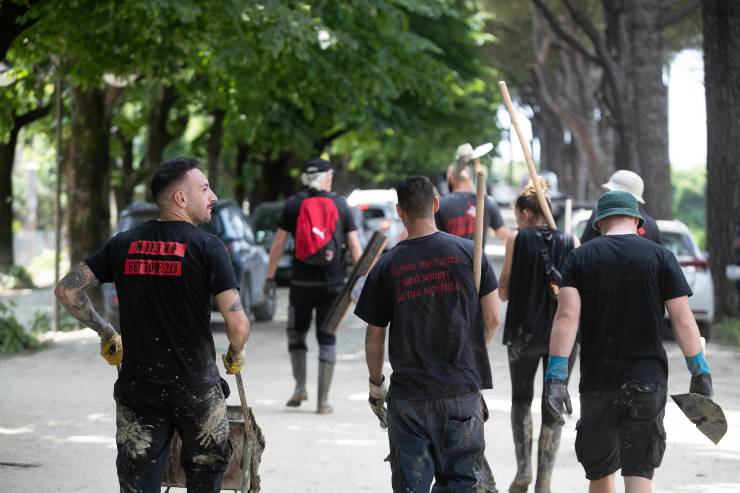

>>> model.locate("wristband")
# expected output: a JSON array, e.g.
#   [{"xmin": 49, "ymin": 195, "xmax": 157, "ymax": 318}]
[
  {"xmin": 685, "ymin": 350, "xmax": 711, "ymax": 376},
  {"xmin": 545, "ymin": 355, "xmax": 569, "ymax": 381}
]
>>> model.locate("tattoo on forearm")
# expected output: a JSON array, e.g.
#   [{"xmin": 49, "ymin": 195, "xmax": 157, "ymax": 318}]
[{"xmin": 57, "ymin": 263, "xmax": 107, "ymax": 334}]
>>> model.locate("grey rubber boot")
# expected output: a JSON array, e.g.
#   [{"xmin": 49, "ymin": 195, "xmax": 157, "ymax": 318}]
[
  {"xmin": 316, "ymin": 361, "xmax": 335, "ymax": 414},
  {"xmin": 286, "ymin": 350, "xmax": 308, "ymax": 407},
  {"xmin": 509, "ymin": 403, "xmax": 533, "ymax": 493},
  {"xmin": 534, "ymin": 423, "xmax": 562, "ymax": 493}
]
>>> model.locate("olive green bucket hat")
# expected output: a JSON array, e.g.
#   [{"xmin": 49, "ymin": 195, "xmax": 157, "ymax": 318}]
[{"xmin": 592, "ymin": 190, "xmax": 645, "ymax": 231}]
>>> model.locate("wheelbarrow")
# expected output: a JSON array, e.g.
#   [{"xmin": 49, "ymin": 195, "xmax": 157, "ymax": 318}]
[{"xmin": 161, "ymin": 373, "xmax": 265, "ymax": 492}]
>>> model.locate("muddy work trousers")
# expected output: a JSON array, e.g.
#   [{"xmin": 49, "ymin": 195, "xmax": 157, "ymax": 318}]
[
  {"xmin": 113, "ymin": 379, "xmax": 231, "ymax": 493},
  {"xmin": 508, "ymin": 341, "xmax": 578, "ymax": 424},
  {"xmin": 287, "ymin": 283, "xmax": 342, "ymax": 362},
  {"xmin": 386, "ymin": 392, "xmax": 497, "ymax": 493}
]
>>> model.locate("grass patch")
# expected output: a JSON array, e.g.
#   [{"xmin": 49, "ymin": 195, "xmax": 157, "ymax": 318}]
[{"xmin": 713, "ymin": 318, "xmax": 740, "ymax": 346}]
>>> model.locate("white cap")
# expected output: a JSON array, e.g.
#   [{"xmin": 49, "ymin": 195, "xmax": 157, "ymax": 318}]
[
  {"xmin": 455, "ymin": 143, "xmax": 474, "ymax": 161},
  {"xmin": 602, "ymin": 170, "xmax": 645, "ymax": 204}
]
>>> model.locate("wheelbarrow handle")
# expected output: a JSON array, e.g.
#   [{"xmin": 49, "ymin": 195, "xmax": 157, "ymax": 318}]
[{"xmin": 235, "ymin": 372, "xmax": 250, "ymax": 431}]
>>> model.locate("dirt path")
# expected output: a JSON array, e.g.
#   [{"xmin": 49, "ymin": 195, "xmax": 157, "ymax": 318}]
[{"xmin": 1, "ymin": 287, "xmax": 739, "ymax": 492}]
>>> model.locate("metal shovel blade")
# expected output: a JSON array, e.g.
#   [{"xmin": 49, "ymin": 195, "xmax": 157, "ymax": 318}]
[
  {"xmin": 471, "ymin": 142, "xmax": 493, "ymax": 159},
  {"xmin": 671, "ymin": 393, "xmax": 727, "ymax": 445}
]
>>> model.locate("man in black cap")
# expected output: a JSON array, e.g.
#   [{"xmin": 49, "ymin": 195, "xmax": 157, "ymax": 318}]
[
  {"xmin": 544, "ymin": 190, "xmax": 713, "ymax": 493},
  {"xmin": 266, "ymin": 157, "xmax": 363, "ymax": 414}
]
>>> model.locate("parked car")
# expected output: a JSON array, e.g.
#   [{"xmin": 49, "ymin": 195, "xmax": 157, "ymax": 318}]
[
  {"xmin": 250, "ymin": 201, "xmax": 293, "ymax": 284},
  {"xmin": 572, "ymin": 212, "xmax": 715, "ymax": 339},
  {"xmin": 347, "ymin": 189, "xmax": 405, "ymax": 250},
  {"xmin": 250, "ymin": 200, "xmax": 369, "ymax": 282},
  {"xmin": 103, "ymin": 199, "xmax": 275, "ymax": 326},
  {"xmin": 657, "ymin": 219, "xmax": 715, "ymax": 339}
]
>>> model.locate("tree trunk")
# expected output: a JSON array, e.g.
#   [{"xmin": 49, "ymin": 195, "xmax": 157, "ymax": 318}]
[
  {"xmin": 113, "ymin": 134, "xmax": 135, "ymax": 214},
  {"xmin": 207, "ymin": 108, "xmax": 225, "ymax": 193},
  {"xmin": 250, "ymin": 152, "xmax": 296, "ymax": 204},
  {"xmin": 234, "ymin": 143, "xmax": 249, "ymax": 207},
  {"xmin": 703, "ymin": 0, "xmax": 740, "ymax": 318},
  {"xmin": 0, "ymin": 106, "xmax": 51, "ymax": 272},
  {"xmin": 625, "ymin": 0, "xmax": 672, "ymax": 218},
  {"xmin": 65, "ymin": 87, "xmax": 111, "ymax": 299}
]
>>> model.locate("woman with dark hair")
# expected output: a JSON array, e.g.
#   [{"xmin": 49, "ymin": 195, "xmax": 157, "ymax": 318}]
[{"xmin": 499, "ymin": 177, "xmax": 579, "ymax": 493}]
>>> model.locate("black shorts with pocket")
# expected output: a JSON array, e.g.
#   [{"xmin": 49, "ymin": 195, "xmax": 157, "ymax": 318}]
[{"xmin": 575, "ymin": 381, "xmax": 667, "ymax": 480}]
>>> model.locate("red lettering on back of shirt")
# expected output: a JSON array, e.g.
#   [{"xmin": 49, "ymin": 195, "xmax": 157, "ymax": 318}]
[
  {"xmin": 127, "ymin": 240, "xmax": 187, "ymax": 257},
  {"xmin": 124, "ymin": 259, "xmax": 182, "ymax": 276}
]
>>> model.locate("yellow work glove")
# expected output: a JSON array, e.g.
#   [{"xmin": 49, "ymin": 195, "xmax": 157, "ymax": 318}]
[
  {"xmin": 222, "ymin": 347, "xmax": 244, "ymax": 374},
  {"xmin": 100, "ymin": 327, "xmax": 123, "ymax": 366}
]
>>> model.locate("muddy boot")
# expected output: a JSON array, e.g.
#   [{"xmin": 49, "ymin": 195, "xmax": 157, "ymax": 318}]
[
  {"xmin": 509, "ymin": 403, "xmax": 533, "ymax": 493},
  {"xmin": 286, "ymin": 350, "xmax": 308, "ymax": 407},
  {"xmin": 316, "ymin": 361, "xmax": 335, "ymax": 414},
  {"xmin": 534, "ymin": 423, "xmax": 562, "ymax": 493}
]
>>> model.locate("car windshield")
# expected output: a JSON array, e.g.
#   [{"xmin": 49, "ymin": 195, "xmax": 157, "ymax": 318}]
[
  {"xmin": 362, "ymin": 207, "xmax": 387, "ymax": 220},
  {"xmin": 661, "ymin": 231, "xmax": 694, "ymax": 258},
  {"xmin": 118, "ymin": 212, "xmax": 156, "ymax": 233}
]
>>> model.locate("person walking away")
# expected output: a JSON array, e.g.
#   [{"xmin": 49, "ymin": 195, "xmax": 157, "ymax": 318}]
[
  {"xmin": 544, "ymin": 190, "xmax": 714, "ymax": 493},
  {"xmin": 580, "ymin": 170, "xmax": 661, "ymax": 244},
  {"xmin": 54, "ymin": 157, "xmax": 250, "ymax": 493},
  {"xmin": 265, "ymin": 157, "xmax": 363, "ymax": 414},
  {"xmin": 436, "ymin": 143, "xmax": 509, "ymax": 245},
  {"xmin": 498, "ymin": 177, "xmax": 579, "ymax": 493},
  {"xmin": 356, "ymin": 175, "xmax": 501, "ymax": 492}
]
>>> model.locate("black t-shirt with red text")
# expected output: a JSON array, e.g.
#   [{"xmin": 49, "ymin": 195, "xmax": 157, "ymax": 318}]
[
  {"xmin": 435, "ymin": 192, "xmax": 504, "ymax": 246},
  {"xmin": 580, "ymin": 207, "xmax": 661, "ymax": 244},
  {"xmin": 560, "ymin": 234, "xmax": 691, "ymax": 392},
  {"xmin": 354, "ymin": 231, "xmax": 498, "ymax": 399},
  {"xmin": 277, "ymin": 189, "xmax": 357, "ymax": 286},
  {"xmin": 84, "ymin": 220, "xmax": 238, "ymax": 386}
]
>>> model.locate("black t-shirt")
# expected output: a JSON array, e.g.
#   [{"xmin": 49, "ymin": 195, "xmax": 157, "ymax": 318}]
[
  {"xmin": 84, "ymin": 220, "xmax": 238, "ymax": 386},
  {"xmin": 277, "ymin": 189, "xmax": 357, "ymax": 286},
  {"xmin": 435, "ymin": 192, "xmax": 504, "ymax": 246},
  {"xmin": 504, "ymin": 227, "xmax": 575, "ymax": 347},
  {"xmin": 354, "ymin": 231, "xmax": 498, "ymax": 399},
  {"xmin": 560, "ymin": 234, "xmax": 691, "ymax": 391},
  {"xmin": 580, "ymin": 208, "xmax": 661, "ymax": 244}
]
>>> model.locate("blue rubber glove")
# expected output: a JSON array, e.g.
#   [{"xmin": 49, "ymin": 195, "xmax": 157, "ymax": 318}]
[{"xmin": 544, "ymin": 355, "xmax": 572, "ymax": 423}]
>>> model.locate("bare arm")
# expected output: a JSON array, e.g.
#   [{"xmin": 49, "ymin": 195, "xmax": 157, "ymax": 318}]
[
  {"xmin": 494, "ymin": 225, "xmax": 510, "ymax": 242},
  {"xmin": 266, "ymin": 228, "xmax": 289, "ymax": 279},
  {"xmin": 498, "ymin": 231, "xmax": 517, "ymax": 301},
  {"xmin": 54, "ymin": 262, "xmax": 112, "ymax": 336},
  {"xmin": 665, "ymin": 296, "xmax": 702, "ymax": 357},
  {"xmin": 549, "ymin": 286, "xmax": 581, "ymax": 357},
  {"xmin": 365, "ymin": 324, "xmax": 386, "ymax": 385},
  {"xmin": 347, "ymin": 230, "xmax": 363, "ymax": 264},
  {"xmin": 215, "ymin": 288, "xmax": 250, "ymax": 353},
  {"xmin": 480, "ymin": 288, "xmax": 501, "ymax": 345}
]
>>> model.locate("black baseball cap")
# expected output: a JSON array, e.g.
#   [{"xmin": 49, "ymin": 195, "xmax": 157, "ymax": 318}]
[{"xmin": 303, "ymin": 157, "xmax": 332, "ymax": 173}]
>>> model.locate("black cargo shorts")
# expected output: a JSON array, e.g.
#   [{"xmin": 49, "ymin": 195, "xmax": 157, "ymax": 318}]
[{"xmin": 575, "ymin": 381, "xmax": 667, "ymax": 480}]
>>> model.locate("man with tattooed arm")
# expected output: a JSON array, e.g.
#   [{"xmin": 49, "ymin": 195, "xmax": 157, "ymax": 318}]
[{"xmin": 54, "ymin": 157, "xmax": 250, "ymax": 493}]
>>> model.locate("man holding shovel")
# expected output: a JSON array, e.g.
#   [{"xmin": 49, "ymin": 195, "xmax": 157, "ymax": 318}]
[
  {"xmin": 436, "ymin": 143, "xmax": 509, "ymax": 244},
  {"xmin": 55, "ymin": 157, "xmax": 250, "ymax": 493},
  {"xmin": 356, "ymin": 175, "xmax": 501, "ymax": 492},
  {"xmin": 544, "ymin": 190, "xmax": 714, "ymax": 493}
]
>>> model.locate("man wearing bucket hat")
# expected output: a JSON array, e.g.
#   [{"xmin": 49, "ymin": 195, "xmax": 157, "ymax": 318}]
[
  {"xmin": 436, "ymin": 143, "xmax": 509, "ymax": 245},
  {"xmin": 543, "ymin": 190, "xmax": 713, "ymax": 493},
  {"xmin": 580, "ymin": 170, "xmax": 661, "ymax": 244}
]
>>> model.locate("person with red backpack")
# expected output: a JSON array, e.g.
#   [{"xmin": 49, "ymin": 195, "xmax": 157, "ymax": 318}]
[{"xmin": 266, "ymin": 157, "xmax": 363, "ymax": 414}]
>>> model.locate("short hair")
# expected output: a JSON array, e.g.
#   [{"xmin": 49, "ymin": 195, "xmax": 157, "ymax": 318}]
[
  {"xmin": 150, "ymin": 157, "xmax": 202, "ymax": 204},
  {"xmin": 396, "ymin": 175, "xmax": 434, "ymax": 219}
]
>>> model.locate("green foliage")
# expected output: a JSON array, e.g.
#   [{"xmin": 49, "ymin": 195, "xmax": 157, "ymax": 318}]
[
  {"xmin": 0, "ymin": 301, "xmax": 40, "ymax": 355},
  {"xmin": 713, "ymin": 318, "xmax": 740, "ymax": 346},
  {"xmin": 8, "ymin": 265, "xmax": 34, "ymax": 289},
  {"xmin": 672, "ymin": 167, "xmax": 706, "ymax": 249},
  {"xmin": 30, "ymin": 310, "xmax": 51, "ymax": 335}
]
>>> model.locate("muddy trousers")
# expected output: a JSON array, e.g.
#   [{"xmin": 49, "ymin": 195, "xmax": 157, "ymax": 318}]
[
  {"xmin": 113, "ymin": 379, "xmax": 231, "ymax": 493},
  {"xmin": 386, "ymin": 392, "xmax": 497, "ymax": 493},
  {"xmin": 507, "ymin": 342, "xmax": 577, "ymax": 493}
]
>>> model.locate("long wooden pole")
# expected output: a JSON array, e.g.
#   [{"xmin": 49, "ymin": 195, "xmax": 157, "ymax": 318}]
[
  {"xmin": 498, "ymin": 81, "xmax": 557, "ymax": 230},
  {"xmin": 473, "ymin": 171, "xmax": 485, "ymax": 294}
]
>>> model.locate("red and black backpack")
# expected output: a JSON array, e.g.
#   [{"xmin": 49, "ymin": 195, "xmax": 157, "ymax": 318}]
[{"xmin": 294, "ymin": 191, "xmax": 340, "ymax": 266}]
